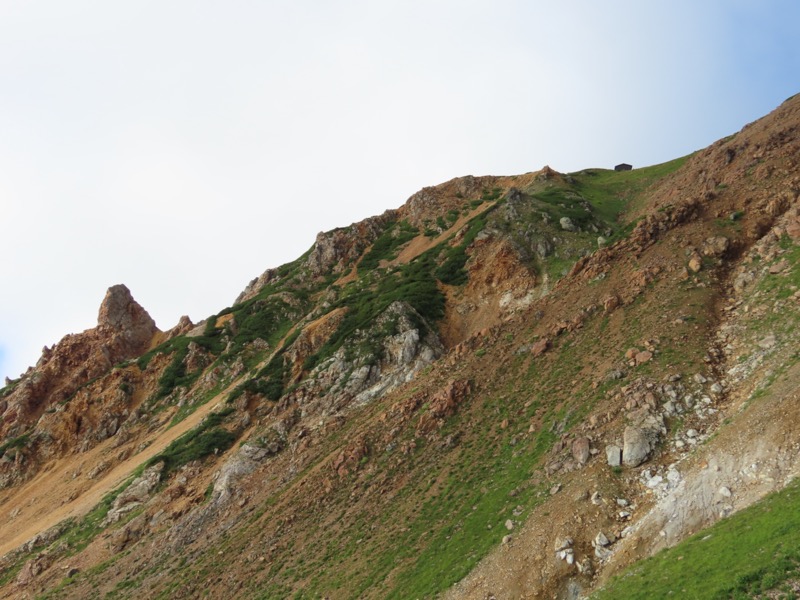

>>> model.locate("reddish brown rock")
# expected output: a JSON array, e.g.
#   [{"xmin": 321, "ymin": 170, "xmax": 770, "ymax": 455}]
[
  {"xmin": 785, "ymin": 214, "xmax": 800, "ymax": 240},
  {"xmin": 602, "ymin": 295, "xmax": 621, "ymax": 313},
  {"xmin": 769, "ymin": 259, "xmax": 788, "ymax": 274},
  {"xmin": 416, "ymin": 380, "xmax": 472, "ymax": 433},
  {"xmin": 0, "ymin": 285, "xmax": 158, "ymax": 444},
  {"xmin": 530, "ymin": 338, "xmax": 550, "ymax": 357}
]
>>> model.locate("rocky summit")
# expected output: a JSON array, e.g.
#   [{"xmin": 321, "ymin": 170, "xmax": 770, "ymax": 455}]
[{"xmin": 2, "ymin": 95, "xmax": 800, "ymax": 599}]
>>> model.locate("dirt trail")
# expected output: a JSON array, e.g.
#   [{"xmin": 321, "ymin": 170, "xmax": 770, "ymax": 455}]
[
  {"xmin": 0, "ymin": 391, "xmax": 227, "ymax": 557},
  {"xmin": 392, "ymin": 203, "xmax": 493, "ymax": 267}
]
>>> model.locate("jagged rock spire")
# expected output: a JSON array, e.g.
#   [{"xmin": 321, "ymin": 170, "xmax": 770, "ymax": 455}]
[{"xmin": 97, "ymin": 284, "xmax": 154, "ymax": 330}]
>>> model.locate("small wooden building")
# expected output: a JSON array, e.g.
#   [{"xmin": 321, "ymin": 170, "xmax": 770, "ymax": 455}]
[{"xmin": 614, "ymin": 163, "xmax": 633, "ymax": 172}]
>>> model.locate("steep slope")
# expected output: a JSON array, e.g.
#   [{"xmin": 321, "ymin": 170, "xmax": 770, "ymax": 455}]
[{"xmin": 0, "ymin": 94, "xmax": 798, "ymax": 599}]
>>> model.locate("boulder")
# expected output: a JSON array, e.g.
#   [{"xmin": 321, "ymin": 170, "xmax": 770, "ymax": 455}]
[
  {"xmin": 622, "ymin": 426, "xmax": 655, "ymax": 467},
  {"xmin": 554, "ymin": 536, "xmax": 573, "ymax": 552},
  {"xmin": 769, "ymin": 260, "xmax": 788, "ymax": 274},
  {"xmin": 701, "ymin": 236, "xmax": 730, "ymax": 257},
  {"xmin": 606, "ymin": 445, "xmax": 622, "ymax": 467},
  {"xmin": 104, "ymin": 462, "xmax": 163, "ymax": 524},
  {"xmin": 96, "ymin": 284, "xmax": 159, "ymax": 360},
  {"xmin": 530, "ymin": 338, "xmax": 550, "ymax": 357},
  {"xmin": 572, "ymin": 437, "xmax": 590, "ymax": 465},
  {"xmin": 560, "ymin": 217, "xmax": 577, "ymax": 232},
  {"xmin": 602, "ymin": 295, "xmax": 620, "ymax": 313}
]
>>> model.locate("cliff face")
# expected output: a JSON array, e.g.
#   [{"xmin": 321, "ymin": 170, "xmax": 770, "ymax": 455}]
[
  {"xmin": 0, "ymin": 285, "xmax": 159, "ymax": 490},
  {"xmin": 1, "ymin": 285, "xmax": 157, "ymax": 436},
  {"xmin": 1, "ymin": 96, "xmax": 799, "ymax": 599}
]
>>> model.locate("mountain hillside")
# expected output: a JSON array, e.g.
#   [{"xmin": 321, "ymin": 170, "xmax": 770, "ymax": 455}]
[{"xmin": 1, "ymin": 94, "xmax": 799, "ymax": 599}]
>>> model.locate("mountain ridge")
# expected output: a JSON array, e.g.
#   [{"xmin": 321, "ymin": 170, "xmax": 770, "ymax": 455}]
[{"xmin": 1, "ymin": 94, "xmax": 799, "ymax": 599}]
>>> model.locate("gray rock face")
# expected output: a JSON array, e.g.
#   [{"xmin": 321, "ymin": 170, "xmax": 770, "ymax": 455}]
[
  {"xmin": 606, "ymin": 445, "xmax": 622, "ymax": 467},
  {"xmin": 309, "ymin": 301, "xmax": 444, "ymax": 408},
  {"xmin": 623, "ymin": 426, "xmax": 655, "ymax": 467},
  {"xmin": 305, "ymin": 212, "xmax": 395, "ymax": 277},
  {"xmin": 621, "ymin": 406, "xmax": 665, "ymax": 467},
  {"xmin": 210, "ymin": 443, "xmax": 271, "ymax": 506},
  {"xmin": 104, "ymin": 462, "xmax": 163, "ymax": 525},
  {"xmin": 702, "ymin": 236, "xmax": 730, "ymax": 257},
  {"xmin": 560, "ymin": 217, "xmax": 577, "ymax": 232},
  {"xmin": 572, "ymin": 437, "xmax": 590, "ymax": 465}
]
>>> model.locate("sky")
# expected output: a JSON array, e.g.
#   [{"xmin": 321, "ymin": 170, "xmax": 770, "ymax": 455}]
[{"xmin": 1, "ymin": 0, "xmax": 799, "ymax": 383}]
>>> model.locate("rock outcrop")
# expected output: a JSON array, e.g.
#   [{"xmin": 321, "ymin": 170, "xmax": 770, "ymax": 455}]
[{"xmin": 0, "ymin": 285, "xmax": 158, "ymax": 456}]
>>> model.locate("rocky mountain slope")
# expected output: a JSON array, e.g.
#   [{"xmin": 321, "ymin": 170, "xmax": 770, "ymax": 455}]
[{"xmin": 1, "ymin": 94, "xmax": 799, "ymax": 599}]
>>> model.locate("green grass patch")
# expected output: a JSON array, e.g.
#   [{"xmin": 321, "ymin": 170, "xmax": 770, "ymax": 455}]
[
  {"xmin": 435, "ymin": 212, "xmax": 490, "ymax": 285},
  {"xmin": 147, "ymin": 408, "xmax": 236, "ymax": 478},
  {"xmin": 359, "ymin": 220, "xmax": 419, "ymax": 274},
  {"xmin": 305, "ymin": 252, "xmax": 445, "ymax": 371},
  {"xmin": 0, "ymin": 433, "xmax": 31, "ymax": 458}
]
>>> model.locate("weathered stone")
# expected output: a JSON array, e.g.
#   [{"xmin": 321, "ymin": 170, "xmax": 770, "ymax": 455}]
[
  {"xmin": 602, "ymin": 295, "xmax": 620, "ymax": 313},
  {"xmin": 560, "ymin": 217, "xmax": 577, "ymax": 232},
  {"xmin": 118, "ymin": 463, "xmax": 162, "ymax": 504},
  {"xmin": 758, "ymin": 334, "xmax": 777, "ymax": 349},
  {"xmin": 634, "ymin": 350, "xmax": 653, "ymax": 365},
  {"xmin": 96, "ymin": 285, "xmax": 159, "ymax": 361},
  {"xmin": 594, "ymin": 532, "xmax": 610, "ymax": 547},
  {"xmin": 734, "ymin": 270, "xmax": 756, "ymax": 292},
  {"xmin": 702, "ymin": 236, "xmax": 730, "ymax": 257},
  {"xmin": 572, "ymin": 437, "xmax": 590, "ymax": 465},
  {"xmin": 577, "ymin": 557, "xmax": 593, "ymax": 575},
  {"xmin": 769, "ymin": 259, "xmax": 788, "ymax": 274},
  {"xmin": 530, "ymin": 338, "xmax": 550, "ymax": 357},
  {"xmin": 606, "ymin": 445, "xmax": 622, "ymax": 467},
  {"xmin": 622, "ymin": 426, "xmax": 654, "ymax": 467},
  {"xmin": 786, "ymin": 215, "xmax": 800, "ymax": 240},
  {"xmin": 16, "ymin": 554, "xmax": 52, "ymax": 587},
  {"xmin": 646, "ymin": 474, "xmax": 664, "ymax": 488},
  {"xmin": 109, "ymin": 513, "xmax": 147, "ymax": 553},
  {"xmin": 595, "ymin": 545, "xmax": 612, "ymax": 560},
  {"xmin": 554, "ymin": 536, "xmax": 573, "ymax": 552}
]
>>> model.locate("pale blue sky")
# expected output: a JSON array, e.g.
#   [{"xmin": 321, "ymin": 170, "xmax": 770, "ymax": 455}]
[{"xmin": 1, "ymin": 0, "xmax": 798, "ymax": 382}]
